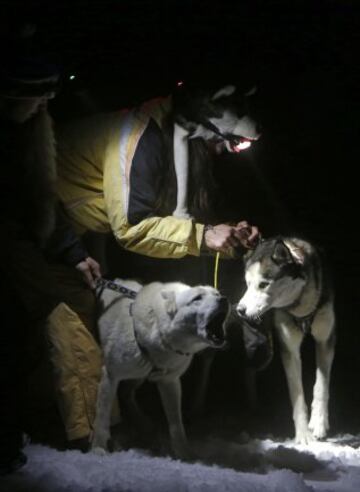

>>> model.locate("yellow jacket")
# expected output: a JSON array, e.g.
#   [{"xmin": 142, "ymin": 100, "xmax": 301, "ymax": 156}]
[{"xmin": 56, "ymin": 97, "xmax": 204, "ymax": 259}]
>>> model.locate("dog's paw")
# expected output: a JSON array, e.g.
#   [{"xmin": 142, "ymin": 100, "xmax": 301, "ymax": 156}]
[
  {"xmin": 91, "ymin": 446, "xmax": 108, "ymax": 456},
  {"xmin": 91, "ymin": 432, "xmax": 110, "ymax": 453},
  {"xmin": 309, "ymin": 413, "xmax": 329, "ymax": 440},
  {"xmin": 294, "ymin": 428, "xmax": 314, "ymax": 445}
]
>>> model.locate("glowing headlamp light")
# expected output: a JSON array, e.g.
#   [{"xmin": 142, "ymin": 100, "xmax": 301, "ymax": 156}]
[{"xmin": 234, "ymin": 140, "xmax": 252, "ymax": 152}]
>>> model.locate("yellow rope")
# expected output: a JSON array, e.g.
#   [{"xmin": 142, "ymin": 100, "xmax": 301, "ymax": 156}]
[{"xmin": 214, "ymin": 252, "xmax": 220, "ymax": 289}]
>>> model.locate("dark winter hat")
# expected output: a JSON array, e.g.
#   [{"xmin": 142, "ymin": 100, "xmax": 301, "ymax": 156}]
[{"xmin": 0, "ymin": 55, "xmax": 60, "ymax": 99}]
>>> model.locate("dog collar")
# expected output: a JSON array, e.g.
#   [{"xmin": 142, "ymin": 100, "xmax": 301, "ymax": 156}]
[
  {"xmin": 284, "ymin": 291, "xmax": 320, "ymax": 334},
  {"xmin": 285, "ymin": 261, "xmax": 328, "ymax": 333},
  {"xmin": 289, "ymin": 285, "xmax": 329, "ymax": 334},
  {"xmin": 290, "ymin": 312, "xmax": 316, "ymax": 334}
]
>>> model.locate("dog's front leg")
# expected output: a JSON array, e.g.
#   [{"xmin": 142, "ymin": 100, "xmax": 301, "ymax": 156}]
[
  {"xmin": 91, "ymin": 365, "xmax": 118, "ymax": 453},
  {"xmin": 309, "ymin": 305, "xmax": 336, "ymax": 440},
  {"xmin": 275, "ymin": 314, "xmax": 311, "ymax": 444},
  {"xmin": 157, "ymin": 378, "xmax": 191, "ymax": 459}
]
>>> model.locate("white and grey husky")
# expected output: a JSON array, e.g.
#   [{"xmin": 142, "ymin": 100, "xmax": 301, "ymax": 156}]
[
  {"xmin": 236, "ymin": 237, "xmax": 335, "ymax": 444},
  {"xmin": 92, "ymin": 280, "xmax": 229, "ymax": 458}
]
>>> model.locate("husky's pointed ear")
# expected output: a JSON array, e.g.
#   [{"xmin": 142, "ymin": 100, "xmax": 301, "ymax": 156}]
[
  {"xmin": 245, "ymin": 86, "xmax": 257, "ymax": 97},
  {"xmin": 211, "ymin": 85, "xmax": 236, "ymax": 100},
  {"xmin": 283, "ymin": 240, "xmax": 307, "ymax": 265},
  {"xmin": 272, "ymin": 238, "xmax": 293, "ymax": 265},
  {"xmin": 161, "ymin": 289, "xmax": 177, "ymax": 318}
]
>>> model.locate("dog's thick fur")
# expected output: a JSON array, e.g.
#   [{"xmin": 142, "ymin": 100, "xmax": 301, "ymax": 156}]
[
  {"xmin": 236, "ymin": 237, "xmax": 335, "ymax": 444},
  {"xmin": 92, "ymin": 280, "xmax": 229, "ymax": 457}
]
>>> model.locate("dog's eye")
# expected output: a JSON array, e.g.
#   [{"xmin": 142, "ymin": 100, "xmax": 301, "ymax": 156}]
[
  {"xmin": 259, "ymin": 281, "xmax": 270, "ymax": 289},
  {"xmin": 192, "ymin": 294, "xmax": 203, "ymax": 302}
]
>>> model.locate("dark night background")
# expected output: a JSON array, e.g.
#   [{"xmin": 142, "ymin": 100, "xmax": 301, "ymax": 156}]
[{"xmin": 1, "ymin": 0, "xmax": 359, "ymax": 444}]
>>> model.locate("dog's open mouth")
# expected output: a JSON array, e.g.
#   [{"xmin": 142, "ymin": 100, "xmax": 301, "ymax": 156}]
[{"xmin": 205, "ymin": 310, "xmax": 227, "ymax": 346}]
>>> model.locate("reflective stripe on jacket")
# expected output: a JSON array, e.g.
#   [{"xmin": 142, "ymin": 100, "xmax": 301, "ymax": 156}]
[{"xmin": 56, "ymin": 96, "xmax": 204, "ymax": 259}]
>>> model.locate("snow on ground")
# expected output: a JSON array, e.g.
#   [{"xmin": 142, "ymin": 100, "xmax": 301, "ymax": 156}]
[{"xmin": 1, "ymin": 433, "xmax": 360, "ymax": 492}]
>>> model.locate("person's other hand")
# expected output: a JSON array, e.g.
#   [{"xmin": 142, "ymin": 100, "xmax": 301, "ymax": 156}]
[
  {"xmin": 234, "ymin": 221, "xmax": 261, "ymax": 249},
  {"xmin": 75, "ymin": 256, "xmax": 102, "ymax": 289}
]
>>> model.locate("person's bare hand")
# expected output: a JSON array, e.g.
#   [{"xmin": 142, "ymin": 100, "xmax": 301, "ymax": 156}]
[
  {"xmin": 234, "ymin": 221, "xmax": 261, "ymax": 249},
  {"xmin": 203, "ymin": 224, "xmax": 240, "ymax": 253},
  {"xmin": 75, "ymin": 256, "xmax": 101, "ymax": 289}
]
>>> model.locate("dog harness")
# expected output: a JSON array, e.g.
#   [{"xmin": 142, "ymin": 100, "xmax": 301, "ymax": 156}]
[{"xmin": 288, "ymin": 284, "xmax": 328, "ymax": 334}]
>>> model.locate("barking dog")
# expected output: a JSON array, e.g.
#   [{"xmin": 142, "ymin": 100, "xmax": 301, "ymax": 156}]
[
  {"xmin": 236, "ymin": 237, "xmax": 335, "ymax": 444},
  {"xmin": 92, "ymin": 280, "xmax": 229, "ymax": 458}
]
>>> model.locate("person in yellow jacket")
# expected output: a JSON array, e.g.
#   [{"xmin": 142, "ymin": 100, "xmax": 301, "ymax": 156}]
[{"xmin": 56, "ymin": 84, "xmax": 261, "ymax": 260}]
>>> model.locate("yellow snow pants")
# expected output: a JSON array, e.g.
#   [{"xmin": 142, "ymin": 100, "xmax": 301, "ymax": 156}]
[{"xmin": 2, "ymin": 239, "xmax": 103, "ymax": 441}]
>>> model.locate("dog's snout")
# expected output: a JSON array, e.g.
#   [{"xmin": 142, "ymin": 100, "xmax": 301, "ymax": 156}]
[{"xmin": 236, "ymin": 304, "xmax": 246, "ymax": 317}]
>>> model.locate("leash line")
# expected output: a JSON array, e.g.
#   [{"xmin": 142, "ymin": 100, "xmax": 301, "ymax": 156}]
[
  {"xmin": 214, "ymin": 252, "xmax": 220, "ymax": 289},
  {"xmin": 96, "ymin": 277, "xmax": 138, "ymax": 299}
]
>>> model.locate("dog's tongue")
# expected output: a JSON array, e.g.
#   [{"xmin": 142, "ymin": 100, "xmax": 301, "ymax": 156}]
[{"xmin": 232, "ymin": 138, "xmax": 252, "ymax": 152}]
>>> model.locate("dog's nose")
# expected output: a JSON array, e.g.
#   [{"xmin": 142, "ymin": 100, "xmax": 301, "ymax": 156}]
[{"xmin": 236, "ymin": 304, "xmax": 246, "ymax": 317}]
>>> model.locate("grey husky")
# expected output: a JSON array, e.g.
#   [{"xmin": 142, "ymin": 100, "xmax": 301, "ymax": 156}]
[
  {"xmin": 92, "ymin": 280, "xmax": 229, "ymax": 458},
  {"xmin": 236, "ymin": 237, "xmax": 335, "ymax": 444}
]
